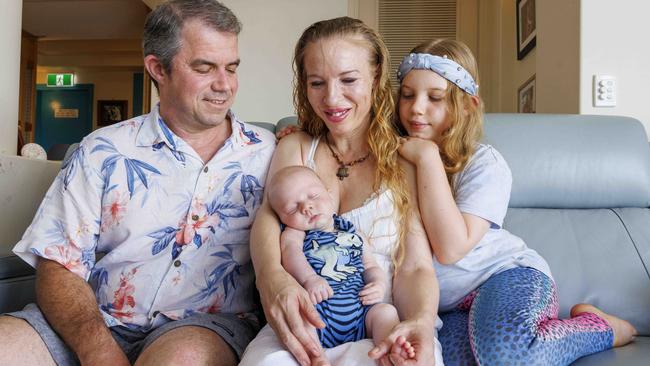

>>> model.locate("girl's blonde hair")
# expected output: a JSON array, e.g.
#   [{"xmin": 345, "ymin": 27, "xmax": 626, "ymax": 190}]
[
  {"xmin": 396, "ymin": 39, "xmax": 484, "ymax": 191},
  {"xmin": 293, "ymin": 17, "xmax": 410, "ymax": 265}
]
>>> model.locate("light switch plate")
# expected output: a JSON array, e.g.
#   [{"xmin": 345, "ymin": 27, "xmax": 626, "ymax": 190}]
[{"xmin": 593, "ymin": 75, "xmax": 616, "ymax": 107}]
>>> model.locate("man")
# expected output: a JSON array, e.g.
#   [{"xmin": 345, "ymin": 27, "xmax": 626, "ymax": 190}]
[{"xmin": 0, "ymin": 1, "xmax": 274, "ymax": 365}]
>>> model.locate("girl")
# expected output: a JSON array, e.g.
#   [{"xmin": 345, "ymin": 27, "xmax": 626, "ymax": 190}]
[{"xmin": 395, "ymin": 39, "xmax": 636, "ymax": 365}]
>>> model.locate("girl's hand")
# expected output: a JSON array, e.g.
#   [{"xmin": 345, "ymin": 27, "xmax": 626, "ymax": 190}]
[
  {"xmin": 368, "ymin": 318, "xmax": 435, "ymax": 365},
  {"xmin": 276, "ymin": 125, "xmax": 301, "ymax": 139},
  {"xmin": 398, "ymin": 137, "xmax": 439, "ymax": 165}
]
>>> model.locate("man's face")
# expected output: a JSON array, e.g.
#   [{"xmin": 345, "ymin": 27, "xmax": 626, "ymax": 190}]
[{"xmin": 159, "ymin": 19, "xmax": 239, "ymax": 132}]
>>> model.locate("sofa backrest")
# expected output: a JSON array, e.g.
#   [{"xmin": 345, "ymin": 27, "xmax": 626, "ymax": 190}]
[
  {"xmin": 483, "ymin": 114, "xmax": 650, "ymax": 335},
  {"xmin": 0, "ymin": 155, "xmax": 60, "ymax": 272},
  {"xmin": 483, "ymin": 113, "xmax": 650, "ymax": 208}
]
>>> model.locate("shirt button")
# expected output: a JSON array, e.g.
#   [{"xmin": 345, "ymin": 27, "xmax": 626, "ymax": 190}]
[
  {"xmin": 203, "ymin": 166, "xmax": 209, "ymax": 173},
  {"xmin": 191, "ymin": 214, "xmax": 199, "ymax": 221},
  {"xmin": 152, "ymin": 310, "xmax": 160, "ymax": 318},
  {"xmin": 174, "ymin": 259, "xmax": 181, "ymax": 267}
]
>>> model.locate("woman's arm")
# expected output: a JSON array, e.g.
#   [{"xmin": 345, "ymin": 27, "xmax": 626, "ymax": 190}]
[
  {"xmin": 370, "ymin": 160, "xmax": 439, "ymax": 365},
  {"xmin": 399, "ymin": 137, "xmax": 489, "ymax": 265},
  {"xmin": 250, "ymin": 133, "xmax": 327, "ymax": 366}
]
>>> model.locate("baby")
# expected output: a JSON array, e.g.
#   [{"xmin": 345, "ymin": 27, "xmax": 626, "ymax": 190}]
[{"xmin": 266, "ymin": 165, "xmax": 415, "ymax": 361}]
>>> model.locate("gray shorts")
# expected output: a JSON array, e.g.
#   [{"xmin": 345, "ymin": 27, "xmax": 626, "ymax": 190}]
[{"xmin": 7, "ymin": 303, "xmax": 261, "ymax": 365}]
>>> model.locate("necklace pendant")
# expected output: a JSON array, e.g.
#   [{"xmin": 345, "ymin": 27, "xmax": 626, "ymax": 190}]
[{"xmin": 336, "ymin": 166, "xmax": 349, "ymax": 180}]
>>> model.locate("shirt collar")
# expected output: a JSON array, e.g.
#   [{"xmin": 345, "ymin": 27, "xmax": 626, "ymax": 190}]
[{"xmin": 136, "ymin": 105, "xmax": 262, "ymax": 151}]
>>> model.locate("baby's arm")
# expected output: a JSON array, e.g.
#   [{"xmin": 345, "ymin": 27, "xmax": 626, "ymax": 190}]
[
  {"xmin": 399, "ymin": 137, "xmax": 490, "ymax": 265},
  {"xmin": 281, "ymin": 227, "xmax": 333, "ymax": 304},
  {"xmin": 359, "ymin": 239, "xmax": 388, "ymax": 306}
]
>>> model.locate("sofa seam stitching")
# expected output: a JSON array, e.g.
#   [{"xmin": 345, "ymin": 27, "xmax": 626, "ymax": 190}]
[{"xmin": 610, "ymin": 208, "xmax": 650, "ymax": 280}]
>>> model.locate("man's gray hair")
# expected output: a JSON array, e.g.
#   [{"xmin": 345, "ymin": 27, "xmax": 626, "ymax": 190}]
[{"xmin": 143, "ymin": 0, "xmax": 241, "ymax": 77}]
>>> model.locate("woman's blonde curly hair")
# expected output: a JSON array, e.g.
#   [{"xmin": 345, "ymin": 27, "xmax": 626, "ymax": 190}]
[
  {"xmin": 293, "ymin": 17, "xmax": 411, "ymax": 265},
  {"xmin": 395, "ymin": 39, "xmax": 484, "ymax": 192}
]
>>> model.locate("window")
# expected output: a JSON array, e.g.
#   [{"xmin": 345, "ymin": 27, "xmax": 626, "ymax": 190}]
[{"xmin": 378, "ymin": 0, "xmax": 457, "ymax": 87}]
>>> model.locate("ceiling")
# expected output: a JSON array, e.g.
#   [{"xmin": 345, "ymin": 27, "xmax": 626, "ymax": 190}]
[{"xmin": 22, "ymin": 0, "xmax": 151, "ymax": 40}]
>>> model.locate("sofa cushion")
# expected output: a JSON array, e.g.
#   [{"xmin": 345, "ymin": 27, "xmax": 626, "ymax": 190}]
[{"xmin": 484, "ymin": 114, "xmax": 650, "ymax": 209}]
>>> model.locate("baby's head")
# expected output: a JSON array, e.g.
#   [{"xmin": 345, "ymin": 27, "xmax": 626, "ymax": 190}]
[
  {"xmin": 395, "ymin": 39, "xmax": 482, "ymax": 146},
  {"xmin": 267, "ymin": 166, "xmax": 335, "ymax": 231}
]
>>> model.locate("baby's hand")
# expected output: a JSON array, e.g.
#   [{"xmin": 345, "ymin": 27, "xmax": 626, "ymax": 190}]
[
  {"xmin": 359, "ymin": 281, "xmax": 386, "ymax": 305},
  {"xmin": 303, "ymin": 275, "xmax": 333, "ymax": 304},
  {"xmin": 398, "ymin": 136, "xmax": 438, "ymax": 165},
  {"xmin": 275, "ymin": 125, "xmax": 301, "ymax": 139}
]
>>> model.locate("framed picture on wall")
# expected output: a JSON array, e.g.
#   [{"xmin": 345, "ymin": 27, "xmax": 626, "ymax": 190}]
[
  {"xmin": 518, "ymin": 75, "xmax": 536, "ymax": 113},
  {"xmin": 98, "ymin": 100, "xmax": 128, "ymax": 126},
  {"xmin": 516, "ymin": 0, "xmax": 536, "ymax": 60}
]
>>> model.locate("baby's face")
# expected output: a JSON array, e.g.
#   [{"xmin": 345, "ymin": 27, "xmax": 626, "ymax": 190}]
[{"xmin": 270, "ymin": 170, "xmax": 335, "ymax": 231}]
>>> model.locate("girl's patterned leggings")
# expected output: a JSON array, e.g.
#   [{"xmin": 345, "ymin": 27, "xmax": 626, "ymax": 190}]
[{"xmin": 439, "ymin": 267, "xmax": 613, "ymax": 366}]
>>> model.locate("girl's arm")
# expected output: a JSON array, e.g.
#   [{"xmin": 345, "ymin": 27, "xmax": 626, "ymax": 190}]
[
  {"xmin": 250, "ymin": 133, "xmax": 327, "ymax": 366},
  {"xmin": 399, "ymin": 137, "xmax": 490, "ymax": 265},
  {"xmin": 370, "ymin": 160, "xmax": 439, "ymax": 365}
]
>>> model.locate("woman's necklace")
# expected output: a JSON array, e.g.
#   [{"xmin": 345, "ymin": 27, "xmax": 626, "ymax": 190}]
[{"xmin": 324, "ymin": 134, "xmax": 370, "ymax": 181}]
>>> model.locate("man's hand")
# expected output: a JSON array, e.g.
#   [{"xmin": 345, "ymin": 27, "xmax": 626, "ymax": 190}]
[
  {"xmin": 276, "ymin": 125, "xmax": 301, "ymax": 139},
  {"xmin": 259, "ymin": 270, "xmax": 330, "ymax": 366},
  {"xmin": 302, "ymin": 275, "xmax": 334, "ymax": 305},
  {"xmin": 368, "ymin": 318, "xmax": 435, "ymax": 366}
]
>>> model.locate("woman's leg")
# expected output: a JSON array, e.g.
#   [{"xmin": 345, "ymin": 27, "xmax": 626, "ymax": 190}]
[{"xmin": 469, "ymin": 267, "xmax": 614, "ymax": 366}]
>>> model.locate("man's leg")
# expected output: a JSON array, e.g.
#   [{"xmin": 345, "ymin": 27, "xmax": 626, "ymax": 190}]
[
  {"xmin": 0, "ymin": 315, "xmax": 56, "ymax": 366},
  {"xmin": 134, "ymin": 325, "xmax": 236, "ymax": 366},
  {"xmin": 134, "ymin": 311, "xmax": 260, "ymax": 366}
]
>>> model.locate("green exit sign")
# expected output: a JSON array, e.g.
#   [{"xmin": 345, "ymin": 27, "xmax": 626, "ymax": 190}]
[{"xmin": 47, "ymin": 73, "xmax": 75, "ymax": 87}]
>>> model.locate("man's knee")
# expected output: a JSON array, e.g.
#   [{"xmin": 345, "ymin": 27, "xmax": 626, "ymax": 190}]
[
  {"xmin": 0, "ymin": 315, "xmax": 56, "ymax": 366},
  {"xmin": 136, "ymin": 326, "xmax": 237, "ymax": 366}
]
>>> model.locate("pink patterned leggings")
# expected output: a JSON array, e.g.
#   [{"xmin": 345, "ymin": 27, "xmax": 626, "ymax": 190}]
[{"xmin": 438, "ymin": 267, "xmax": 613, "ymax": 365}]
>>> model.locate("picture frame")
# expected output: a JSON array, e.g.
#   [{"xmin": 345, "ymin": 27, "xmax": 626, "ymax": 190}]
[
  {"xmin": 97, "ymin": 100, "xmax": 128, "ymax": 126},
  {"xmin": 516, "ymin": 0, "xmax": 536, "ymax": 60},
  {"xmin": 517, "ymin": 75, "xmax": 536, "ymax": 113}
]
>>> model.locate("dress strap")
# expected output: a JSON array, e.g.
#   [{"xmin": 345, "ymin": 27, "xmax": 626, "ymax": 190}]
[{"xmin": 305, "ymin": 135, "xmax": 321, "ymax": 171}]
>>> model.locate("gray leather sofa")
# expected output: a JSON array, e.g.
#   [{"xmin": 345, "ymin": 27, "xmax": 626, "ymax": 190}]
[{"xmin": 1, "ymin": 114, "xmax": 649, "ymax": 365}]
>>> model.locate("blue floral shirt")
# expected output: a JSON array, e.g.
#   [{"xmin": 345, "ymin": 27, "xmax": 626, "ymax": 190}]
[{"xmin": 13, "ymin": 106, "xmax": 275, "ymax": 330}]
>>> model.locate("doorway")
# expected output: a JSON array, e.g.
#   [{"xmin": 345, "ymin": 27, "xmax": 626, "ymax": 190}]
[{"xmin": 35, "ymin": 84, "xmax": 93, "ymax": 154}]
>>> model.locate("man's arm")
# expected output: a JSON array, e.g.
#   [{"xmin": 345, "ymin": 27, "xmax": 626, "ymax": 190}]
[{"xmin": 36, "ymin": 259, "xmax": 129, "ymax": 366}]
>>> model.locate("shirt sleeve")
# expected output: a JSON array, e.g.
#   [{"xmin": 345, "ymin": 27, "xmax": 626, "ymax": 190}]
[
  {"xmin": 12, "ymin": 140, "xmax": 103, "ymax": 280},
  {"xmin": 453, "ymin": 145, "xmax": 512, "ymax": 229}
]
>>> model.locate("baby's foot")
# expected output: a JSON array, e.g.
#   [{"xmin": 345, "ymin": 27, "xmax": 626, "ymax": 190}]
[
  {"xmin": 394, "ymin": 335, "xmax": 416, "ymax": 360},
  {"xmin": 570, "ymin": 303, "xmax": 637, "ymax": 347}
]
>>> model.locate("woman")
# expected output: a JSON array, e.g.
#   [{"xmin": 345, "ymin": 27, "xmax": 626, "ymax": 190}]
[{"xmin": 240, "ymin": 17, "xmax": 442, "ymax": 366}]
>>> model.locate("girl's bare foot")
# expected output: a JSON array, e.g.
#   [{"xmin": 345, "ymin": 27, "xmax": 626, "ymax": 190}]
[{"xmin": 570, "ymin": 303, "xmax": 637, "ymax": 347}]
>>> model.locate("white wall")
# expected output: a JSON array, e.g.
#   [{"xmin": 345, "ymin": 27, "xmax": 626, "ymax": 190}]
[
  {"xmin": 0, "ymin": 0, "xmax": 22, "ymax": 154},
  {"xmin": 221, "ymin": 0, "xmax": 348, "ymax": 123},
  {"xmin": 580, "ymin": 0, "xmax": 650, "ymax": 137}
]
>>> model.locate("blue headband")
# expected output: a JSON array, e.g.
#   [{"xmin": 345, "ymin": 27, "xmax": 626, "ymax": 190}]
[{"xmin": 397, "ymin": 53, "xmax": 478, "ymax": 96}]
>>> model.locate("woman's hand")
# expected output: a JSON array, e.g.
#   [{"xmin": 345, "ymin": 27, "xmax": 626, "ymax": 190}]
[
  {"xmin": 258, "ymin": 269, "xmax": 330, "ymax": 366},
  {"xmin": 368, "ymin": 318, "xmax": 435, "ymax": 366},
  {"xmin": 397, "ymin": 137, "xmax": 439, "ymax": 166},
  {"xmin": 276, "ymin": 125, "xmax": 301, "ymax": 139}
]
